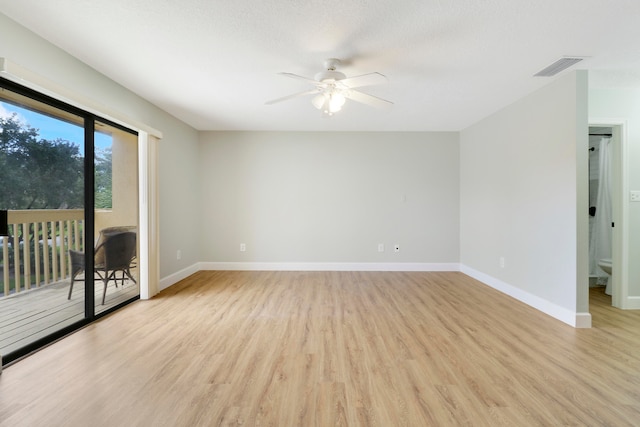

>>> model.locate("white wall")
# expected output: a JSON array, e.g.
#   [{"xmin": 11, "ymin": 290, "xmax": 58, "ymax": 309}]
[
  {"xmin": 0, "ymin": 13, "xmax": 201, "ymax": 281},
  {"xmin": 157, "ymin": 126, "xmax": 201, "ymax": 279},
  {"xmin": 199, "ymin": 131, "xmax": 459, "ymax": 267},
  {"xmin": 590, "ymin": 87, "xmax": 640, "ymax": 302},
  {"xmin": 460, "ymin": 71, "xmax": 590, "ymax": 327}
]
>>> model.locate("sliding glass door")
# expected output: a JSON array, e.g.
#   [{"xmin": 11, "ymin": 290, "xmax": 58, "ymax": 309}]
[
  {"xmin": 94, "ymin": 120, "xmax": 139, "ymax": 315},
  {"xmin": 0, "ymin": 86, "xmax": 86, "ymax": 359},
  {"xmin": 0, "ymin": 79, "xmax": 139, "ymax": 365}
]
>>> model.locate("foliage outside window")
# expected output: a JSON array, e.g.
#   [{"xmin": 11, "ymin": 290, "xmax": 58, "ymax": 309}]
[
  {"xmin": 0, "ymin": 111, "xmax": 113, "ymax": 210},
  {"xmin": 0, "ymin": 113, "xmax": 84, "ymax": 209},
  {"xmin": 94, "ymin": 146, "xmax": 112, "ymax": 209}
]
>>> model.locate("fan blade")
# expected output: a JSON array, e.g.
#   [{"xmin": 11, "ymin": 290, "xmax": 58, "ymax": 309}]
[
  {"xmin": 279, "ymin": 72, "xmax": 322, "ymax": 86},
  {"xmin": 265, "ymin": 89, "xmax": 320, "ymax": 105},
  {"xmin": 339, "ymin": 72, "xmax": 388, "ymax": 88},
  {"xmin": 344, "ymin": 90, "xmax": 393, "ymax": 109}
]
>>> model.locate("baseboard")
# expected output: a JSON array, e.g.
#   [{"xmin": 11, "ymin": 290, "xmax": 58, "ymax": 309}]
[
  {"xmin": 159, "ymin": 263, "xmax": 200, "ymax": 291},
  {"xmin": 623, "ymin": 296, "xmax": 640, "ymax": 310},
  {"xmin": 574, "ymin": 312, "xmax": 593, "ymax": 328},
  {"xmin": 199, "ymin": 262, "xmax": 461, "ymax": 272},
  {"xmin": 460, "ymin": 264, "xmax": 591, "ymax": 328}
]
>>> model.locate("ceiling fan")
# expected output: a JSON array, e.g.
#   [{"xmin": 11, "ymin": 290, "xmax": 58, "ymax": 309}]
[{"xmin": 266, "ymin": 58, "xmax": 393, "ymax": 116}]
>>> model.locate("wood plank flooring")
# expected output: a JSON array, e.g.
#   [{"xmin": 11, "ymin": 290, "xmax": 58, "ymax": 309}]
[
  {"xmin": 0, "ymin": 271, "xmax": 638, "ymax": 426},
  {"xmin": 0, "ymin": 274, "xmax": 139, "ymax": 356}
]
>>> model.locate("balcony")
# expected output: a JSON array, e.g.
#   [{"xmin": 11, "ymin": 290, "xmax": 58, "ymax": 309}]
[
  {"xmin": 0, "ymin": 209, "xmax": 139, "ymax": 357},
  {"xmin": 1, "ymin": 209, "xmax": 85, "ymax": 296}
]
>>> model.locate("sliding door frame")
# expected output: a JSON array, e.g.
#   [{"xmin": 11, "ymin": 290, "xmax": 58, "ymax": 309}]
[{"xmin": 0, "ymin": 76, "xmax": 151, "ymax": 365}]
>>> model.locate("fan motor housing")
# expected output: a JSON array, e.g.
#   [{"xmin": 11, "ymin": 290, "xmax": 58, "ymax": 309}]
[{"xmin": 315, "ymin": 69, "xmax": 346, "ymax": 82}]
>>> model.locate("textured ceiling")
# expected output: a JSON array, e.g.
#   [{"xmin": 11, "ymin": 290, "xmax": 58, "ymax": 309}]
[{"xmin": 1, "ymin": 0, "xmax": 640, "ymax": 131}]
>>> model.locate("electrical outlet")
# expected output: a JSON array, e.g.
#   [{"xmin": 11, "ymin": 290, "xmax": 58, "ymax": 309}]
[
  {"xmin": 378, "ymin": 243, "xmax": 384, "ymax": 252},
  {"xmin": 394, "ymin": 244, "xmax": 400, "ymax": 253},
  {"xmin": 500, "ymin": 257, "xmax": 505, "ymax": 268},
  {"xmin": 240, "ymin": 243, "xmax": 246, "ymax": 252},
  {"xmin": 176, "ymin": 249, "xmax": 181, "ymax": 260},
  {"xmin": 630, "ymin": 191, "xmax": 640, "ymax": 202}
]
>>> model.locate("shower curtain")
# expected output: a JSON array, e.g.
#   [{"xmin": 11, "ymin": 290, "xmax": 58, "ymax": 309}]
[{"xmin": 589, "ymin": 137, "xmax": 613, "ymax": 293}]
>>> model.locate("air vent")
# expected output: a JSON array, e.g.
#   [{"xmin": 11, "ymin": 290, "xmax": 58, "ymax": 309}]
[{"xmin": 534, "ymin": 57, "xmax": 585, "ymax": 77}]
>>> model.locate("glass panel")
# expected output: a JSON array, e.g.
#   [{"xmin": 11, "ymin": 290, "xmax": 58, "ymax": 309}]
[
  {"xmin": 94, "ymin": 120, "xmax": 139, "ymax": 314},
  {"xmin": 0, "ymin": 88, "xmax": 85, "ymax": 357}
]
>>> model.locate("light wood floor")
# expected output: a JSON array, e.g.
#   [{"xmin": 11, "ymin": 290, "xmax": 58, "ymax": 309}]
[
  {"xmin": 0, "ymin": 274, "xmax": 139, "ymax": 356},
  {"xmin": 0, "ymin": 271, "xmax": 639, "ymax": 426}
]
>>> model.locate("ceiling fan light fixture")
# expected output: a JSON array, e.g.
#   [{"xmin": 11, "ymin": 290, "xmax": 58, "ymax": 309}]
[
  {"xmin": 314, "ymin": 69, "xmax": 346, "ymax": 83},
  {"xmin": 311, "ymin": 90, "xmax": 346, "ymax": 115},
  {"xmin": 311, "ymin": 94, "xmax": 325, "ymax": 109},
  {"xmin": 328, "ymin": 91, "xmax": 346, "ymax": 113},
  {"xmin": 266, "ymin": 58, "xmax": 393, "ymax": 115}
]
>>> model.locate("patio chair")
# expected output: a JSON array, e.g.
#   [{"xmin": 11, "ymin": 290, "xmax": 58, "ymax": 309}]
[
  {"xmin": 68, "ymin": 249, "xmax": 86, "ymax": 299},
  {"xmin": 68, "ymin": 231, "xmax": 137, "ymax": 305},
  {"xmin": 95, "ymin": 226, "xmax": 137, "ymax": 281}
]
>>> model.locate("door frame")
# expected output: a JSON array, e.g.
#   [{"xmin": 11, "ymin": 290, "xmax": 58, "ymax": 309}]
[
  {"xmin": 0, "ymin": 59, "xmax": 161, "ymax": 366},
  {"xmin": 589, "ymin": 120, "xmax": 628, "ymax": 308},
  {"xmin": 1, "ymin": 58, "xmax": 161, "ymax": 301}
]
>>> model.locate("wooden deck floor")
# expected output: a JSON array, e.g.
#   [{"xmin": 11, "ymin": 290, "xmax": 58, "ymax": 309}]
[{"xmin": 0, "ymin": 273, "xmax": 139, "ymax": 357}]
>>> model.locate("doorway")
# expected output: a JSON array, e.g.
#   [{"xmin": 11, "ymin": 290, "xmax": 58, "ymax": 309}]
[{"xmin": 588, "ymin": 123, "xmax": 625, "ymax": 308}]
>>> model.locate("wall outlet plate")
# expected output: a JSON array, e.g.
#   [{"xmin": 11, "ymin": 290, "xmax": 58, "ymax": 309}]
[{"xmin": 630, "ymin": 190, "xmax": 640, "ymax": 202}]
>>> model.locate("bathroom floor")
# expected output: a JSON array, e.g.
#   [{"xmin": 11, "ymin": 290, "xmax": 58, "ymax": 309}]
[
  {"xmin": 589, "ymin": 285, "xmax": 611, "ymax": 306},
  {"xmin": 588, "ymin": 284, "xmax": 640, "ymax": 329}
]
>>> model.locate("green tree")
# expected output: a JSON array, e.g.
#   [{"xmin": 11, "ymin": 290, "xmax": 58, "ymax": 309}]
[
  {"xmin": 0, "ymin": 113, "xmax": 84, "ymax": 209},
  {"xmin": 95, "ymin": 147, "xmax": 112, "ymax": 209}
]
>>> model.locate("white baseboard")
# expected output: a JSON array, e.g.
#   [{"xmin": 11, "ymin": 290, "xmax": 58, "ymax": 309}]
[
  {"xmin": 159, "ymin": 263, "xmax": 200, "ymax": 291},
  {"xmin": 199, "ymin": 262, "xmax": 461, "ymax": 272},
  {"xmin": 623, "ymin": 296, "xmax": 640, "ymax": 310},
  {"xmin": 460, "ymin": 264, "xmax": 591, "ymax": 328},
  {"xmin": 574, "ymin": 312, "xmax": 593, "ymax": 328}
]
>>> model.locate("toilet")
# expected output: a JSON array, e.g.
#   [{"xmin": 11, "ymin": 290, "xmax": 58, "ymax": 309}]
[
  {"xmin": 598, "ymin": 258, "xmax": 613, "ymax": 295},
  {"xmin": 598, "ymin": 258, "xmax": 612, "ymax": 275}
]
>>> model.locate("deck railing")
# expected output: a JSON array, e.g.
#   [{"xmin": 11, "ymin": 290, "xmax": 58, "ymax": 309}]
[{"xmin": 1, "ymin": 209, "xmax": 85, "ymax": 297}]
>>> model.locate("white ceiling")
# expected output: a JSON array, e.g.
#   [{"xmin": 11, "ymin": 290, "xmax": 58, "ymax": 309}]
[{"xmin": 2, "ymin": 0, "xmax": 640, "ymax": 131}]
